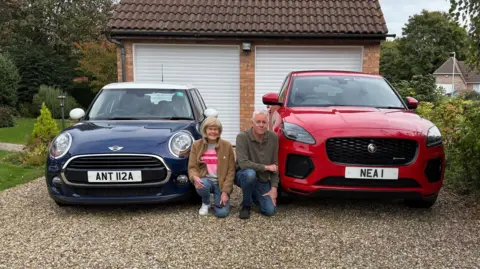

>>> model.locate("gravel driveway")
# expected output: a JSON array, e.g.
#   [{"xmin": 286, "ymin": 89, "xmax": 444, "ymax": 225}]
[{"xmin": 1, "ymin": 178, "xmax": 479, "ymax": 269}]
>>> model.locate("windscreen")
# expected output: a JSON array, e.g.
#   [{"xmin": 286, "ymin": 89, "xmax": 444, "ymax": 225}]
[
  {"xmin": 287, "ymin": 75, "xmax": 405, "ymax": 109},
  {"xmin": 87, "ymin": 88, "xmax": 193, "ymax": 120}
]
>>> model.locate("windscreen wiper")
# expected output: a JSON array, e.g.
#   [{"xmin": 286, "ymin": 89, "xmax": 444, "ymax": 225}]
[
  {"xmin": 106, "ymin": 117, "xmax": 141, "ymax": 120},
  {"xmin": 375, "ymin": 106, "xmax": 405, "ymax": 109},
  {"xmin": 159, "ymin": 117, "xmax": 194, "ymax": 120}
]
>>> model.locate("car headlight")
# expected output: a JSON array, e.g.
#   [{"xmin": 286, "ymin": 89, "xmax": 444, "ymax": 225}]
[
  {"xmin": 49, "ymin": 132, "xmax": 72, "ymax": 159},
  {"xmin": 168, "ymin": 131, "xmax": 194, "ymax": 157},
  {"xmin": 426, "ymin": 126, "xmax": 442, "ymax": 147},
  {"xmin": 281, "ymin": 122, "xmax": 316, "ymax": 144}
]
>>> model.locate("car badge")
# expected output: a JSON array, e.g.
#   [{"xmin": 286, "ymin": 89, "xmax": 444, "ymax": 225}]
[
  {"xmin": 108, "ymin": 145, "xmax": 123, "ymax": 151},
  {"xmin": 367, "ymin": 143, "xmax": 377, "ymax": 153}
]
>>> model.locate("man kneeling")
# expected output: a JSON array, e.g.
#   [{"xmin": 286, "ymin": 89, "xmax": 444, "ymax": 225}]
[{"xmin": 235, "ymin": 109, "xmax": 279, "ymax": 219}]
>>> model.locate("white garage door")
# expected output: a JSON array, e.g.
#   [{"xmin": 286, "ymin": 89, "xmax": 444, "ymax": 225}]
[
  {"xmin": 255, "ymin": 46, "xmax": 363, "ymax": 111},
  {"xmin": 133, "ymin": 44, "xmax": 240, "ymax": 144}
]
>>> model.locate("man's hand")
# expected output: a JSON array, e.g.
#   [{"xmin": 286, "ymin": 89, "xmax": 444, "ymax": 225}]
[
  {"xmin": 263, "ymin": 187, "xmax": 278, "ymax": 206},
  {"xmin": 264, "ymin": 164, "xmax": 278, "ymax": 173},
  {"xmin": 220, "ymin": 192, "xmax": 229, "ymax": 206},
  {"xmin": 193, "ymin": 176, "xmax": 204, "ymax": 189}
]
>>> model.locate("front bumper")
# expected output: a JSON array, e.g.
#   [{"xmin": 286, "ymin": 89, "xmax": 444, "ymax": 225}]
[
  {"xmin": 45, "ymin": 153, "xmax": 195, "ymax": 205},
  {"xmin": 278, "ymin": 133, "xmax": 445, "ymax": 199}
]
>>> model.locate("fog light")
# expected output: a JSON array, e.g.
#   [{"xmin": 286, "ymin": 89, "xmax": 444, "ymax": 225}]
[
  {"xmin": 176, "ymin": 175, "xmax": 189, "ymax": 184},
  {"xmin": 52, "ymin": 176, "xmax": 62, "ymax": 187}
]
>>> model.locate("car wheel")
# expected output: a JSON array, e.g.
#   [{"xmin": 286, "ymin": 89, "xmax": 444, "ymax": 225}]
[
  {"xmin": 54, "ymin": 201, "xmax": 69, "ymax": 207},
  {"xmin": 188, "ymin": 192, "xmax": 202, "ymax": 204},
  {"xmin": 276, "ymin": 185, "xmax": 293, "ymax": 205},
  {"xmin": 404, "ymin": 193, "xmax": 438, "ymax": 209}
]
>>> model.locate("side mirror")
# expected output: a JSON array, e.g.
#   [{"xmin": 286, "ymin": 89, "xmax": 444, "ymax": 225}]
[
  {"xmin": 262, "ymin": 92, "xmax": 282, "ymax": 106},
  {"xmin": 69, "ymin": 108, "xmax": 85, "ymax": 120},
  {"xmin": 204, "ymin": 108, "xmax": 218, "ymax": 118},
  {"xmin": 406, "ymin": 97, "xmax": 418, "ymax": 110}
]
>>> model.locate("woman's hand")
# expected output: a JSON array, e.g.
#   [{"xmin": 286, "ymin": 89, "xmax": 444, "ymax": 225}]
[
  {"xmin": 193, "ymin": 176, "xmax": 204, "ymax": 189},
  {"xmin": 220, "ymin": 192, "xmax": 229, "ymax": 206}
]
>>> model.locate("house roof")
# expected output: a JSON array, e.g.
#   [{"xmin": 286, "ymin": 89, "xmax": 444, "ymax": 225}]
[
  {"xmin": 106, "ymin": 0, "xmax": 390, "ymax": 39},
  {"xmin": 434, "ymin": 57, "xmax": 480, "ymax": 83}
]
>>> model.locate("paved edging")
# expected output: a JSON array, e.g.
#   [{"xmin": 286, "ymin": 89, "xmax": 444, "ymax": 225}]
[{"xmin": 0, "ymin": 142, "xmax": 25, "ymax": 152}]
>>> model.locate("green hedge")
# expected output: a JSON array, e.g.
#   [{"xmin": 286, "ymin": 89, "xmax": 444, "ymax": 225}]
[{"xmin": 417, "ymin": 95, "xmax": 480, "ymax": 194}]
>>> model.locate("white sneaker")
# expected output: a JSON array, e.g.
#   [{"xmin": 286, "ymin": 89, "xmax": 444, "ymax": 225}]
[{"xmin": 199, "ymin": 203, "xmax": 209, "ymax": 216}]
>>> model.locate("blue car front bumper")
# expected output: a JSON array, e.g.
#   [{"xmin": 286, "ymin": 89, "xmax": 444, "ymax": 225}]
[{"xmin": 46, "ymin": 153, "xmax": 196, "ymax": 205}]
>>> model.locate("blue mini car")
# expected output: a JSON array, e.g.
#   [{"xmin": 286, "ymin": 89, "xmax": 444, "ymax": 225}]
[{"xmin": 45, "ymin": 82, "xmax": 218, "ymax": 206}]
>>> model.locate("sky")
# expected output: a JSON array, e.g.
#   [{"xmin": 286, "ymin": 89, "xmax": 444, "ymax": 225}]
[{"xmin": 379, "ymin": 0, "xmax": 452, "ymax": 37}]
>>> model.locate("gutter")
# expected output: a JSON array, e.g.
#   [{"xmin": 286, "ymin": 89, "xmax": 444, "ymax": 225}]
[
  {"xmin": 108, "ymin": 30, "xmax": 396, "ymax": 40},
  {"xmin": 105, "ymin": 32, "xmax": 126, "ymax": 82}
]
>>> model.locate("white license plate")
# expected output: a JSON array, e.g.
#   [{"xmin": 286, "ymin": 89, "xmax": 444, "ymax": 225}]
[
  {"xmin": 87, "ymin": 171, "xmax": 142, "ymax": 182},
  {"xmin": 345, "ymin": 167, "xmax": 398, "ymax": 180}
]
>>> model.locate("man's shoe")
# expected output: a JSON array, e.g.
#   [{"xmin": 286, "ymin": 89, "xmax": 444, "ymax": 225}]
[
  {"xmin": 199, "ymin": 203, "xmax": 209, "ymax": 216},
  {"xmin": 239, "ymin": 206, "xmax": 251, "ymax": 219}
]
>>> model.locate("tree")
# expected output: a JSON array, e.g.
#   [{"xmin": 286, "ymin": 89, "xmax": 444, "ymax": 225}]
[
  {"xmin": 380, "ymin": 41, "xmax": 404, "ymax": 83},
  {"xmin": 450, "ymin": 0, "xmax": 480, "ymax": 70},
  {"xmin": 380, "ymin": 10, "xmax": 470, "ymax": 83},
  {"xmin": 1, "ymin": 0, "xmax": 118, "ymax": 55},
  {"xmin": 74, "ymin": 40, "xmax": 117, "ymax": 93},
  {"xmin": 0, "ymin": 53, "xmax": 20, "ymax": 108}
]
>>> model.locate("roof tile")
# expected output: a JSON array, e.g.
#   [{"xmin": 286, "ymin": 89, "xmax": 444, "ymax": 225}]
[{"xmin": 107, "ymin": 0, "xmax": 389, "ymax": 35}]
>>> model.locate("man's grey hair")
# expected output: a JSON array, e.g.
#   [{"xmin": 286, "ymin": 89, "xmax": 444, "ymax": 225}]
[{"xmin": 252, "ymin": 108, "xmax": 269, "ymax": 120}]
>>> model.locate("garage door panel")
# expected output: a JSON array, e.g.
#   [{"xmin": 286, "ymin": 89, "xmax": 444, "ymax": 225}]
[
  {"xmin": 255, "ymin": 46, "xmax": 363, "ymax": 111},
  {"xmin": 134, "ymin": 44, "xmax": 240, "ymax": 145}
]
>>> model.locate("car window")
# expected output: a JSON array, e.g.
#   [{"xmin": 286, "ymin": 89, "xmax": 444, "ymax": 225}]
[
  {"xmin": 189, "ymin": 89, "xmax": 203, "ymax": 120},
  {"xmin": 278, "ymin": 74, "xmax": 290, "ymax": 102},
  {"xmin": 287, "ymin": 75, "xmax": 405, "ymax": 108},
  {"xmin": 87, "ymin": 89, "xmax": 194, "ymax": 120},
  {"xmin": 194, "ymin": 89, "xmax": 207, "ymax": 111}
]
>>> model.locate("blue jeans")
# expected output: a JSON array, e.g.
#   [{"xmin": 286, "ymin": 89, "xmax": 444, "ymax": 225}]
[
  {"xmin": 235, "ymin": 169, "xmax": 276, "ymax": 216},
  {"xmin": 195, "ymin": 178, "xmax": 230, "ymax": 218}
]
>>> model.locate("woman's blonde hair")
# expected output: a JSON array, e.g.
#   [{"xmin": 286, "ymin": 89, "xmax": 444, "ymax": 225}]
[{"xmin": 201, "ymin": 116, "xmax": 223, "ymax": 138}]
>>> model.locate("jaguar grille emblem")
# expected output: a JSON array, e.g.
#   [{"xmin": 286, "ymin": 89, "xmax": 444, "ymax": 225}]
[
  {"xmin": 367, "ymin": 143, "xmax": 377, "ymax": 154},
  {"xmin": 108, "ymin": 145, "xmax": 123, "ymax": 151}
]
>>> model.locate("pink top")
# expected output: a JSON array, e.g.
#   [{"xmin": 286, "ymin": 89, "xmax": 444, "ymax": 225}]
[{"xmin": 200, "ymin": 144, "xmax": 218, "ymax": 179}]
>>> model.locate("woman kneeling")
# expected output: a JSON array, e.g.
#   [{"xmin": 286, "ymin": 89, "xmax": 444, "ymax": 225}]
[{"xmin": 188, "ymin": 117, "xmax": 236, "ymax": 217}]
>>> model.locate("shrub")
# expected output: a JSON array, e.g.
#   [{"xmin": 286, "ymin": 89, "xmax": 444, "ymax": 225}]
[
  {"xmin": 32, "ymin": 85, "xmax": 81, "ymax": 119},
  {"xmin": 416, "ymin": 98, "xmax": 480, "ymax": 195},
  {"xmin": 31, "ymin": 102, "xmax": 60, "ymax": 144},
  {"xmin": 20, "ymin": 103, "xmax": 60, "ymax": 167},
  {"xmin": 392, "ymin": 74, "xmax": 444, "ymax": 104},
  {"xmin": 0, "ymin": 53, "xmax": 20, "ymax": 108},
  {"xmin": 0, "ymin": 107, "xmax": 14, "ymax": 128}
]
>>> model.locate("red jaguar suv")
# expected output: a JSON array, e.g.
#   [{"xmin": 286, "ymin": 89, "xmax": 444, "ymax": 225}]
[{"xmin": 263, "ymin": 70, "xmax": 444, "ymax": 208}]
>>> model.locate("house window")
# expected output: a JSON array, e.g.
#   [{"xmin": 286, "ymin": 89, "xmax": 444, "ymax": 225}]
[
  {"xmin": 437, "ymin": 84, "xmax": 454, "ymax": 94},
  {"xmin": 473, "ymin": 84, "xmax": 480, "ymax": 93}
]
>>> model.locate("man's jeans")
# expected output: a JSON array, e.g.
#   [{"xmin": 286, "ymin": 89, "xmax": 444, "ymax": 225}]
[
  {"xmin": 195, "ymin": 178, "xmax": 230, "ymax": 218},
  {"xmin": 234, "ymin": 169, "xmax": 276, "ymax": 216}
]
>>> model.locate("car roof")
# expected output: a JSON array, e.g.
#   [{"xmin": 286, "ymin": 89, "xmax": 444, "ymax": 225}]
[
  {"xmin": 291, "ymin": 70, "xmax": 383, "ymax": 78},
  {"xmin": 101, "ymin": 82, "xmax": 196, "ymax": 90}
]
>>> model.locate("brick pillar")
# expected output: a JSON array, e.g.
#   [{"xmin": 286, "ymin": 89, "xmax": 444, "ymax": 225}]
[
  {"xmin": 239, "ymin": 45, "xmax": 255, "ymax": 131},
  {"xmin": 116, "ymin": 42, "xmax": 134, "ymax": 82},
  {"xmin": 362, "ymin": 44, "xmax": 381, "ymax": 74}
]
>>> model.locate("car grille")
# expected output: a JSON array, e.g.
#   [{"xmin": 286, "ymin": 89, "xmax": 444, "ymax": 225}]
[
  {"xmin": 67, "ymin": 155, "xmax": 165, "ymax": 169},
  {"xmin": 64, "ymin": 155, "xmax": 169, "ymax": 185},
  {"xmin": 72, "ymin": 187, "xmax": 164, "ymax": 197},
  {"xmin": 326, "ymin": 138, "xmax": 418, "ymax": 165},
  {"xmin": 314, "ymin": 177, "xmax": 421, "ymax": 188}
]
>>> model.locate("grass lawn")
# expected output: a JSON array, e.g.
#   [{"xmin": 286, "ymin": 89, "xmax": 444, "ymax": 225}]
[
  {"xmin": 0, "ymin": 150, "xmax": 44, "ymax": 191},
  {"xmin": 0, "ymin": 118, "xmax": 64, "ymax": 144}
]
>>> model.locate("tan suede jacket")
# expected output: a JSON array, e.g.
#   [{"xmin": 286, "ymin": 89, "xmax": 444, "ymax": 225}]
[{"xmin": 187, "ymin": 137, "xmax": 236, "ymax": 194}]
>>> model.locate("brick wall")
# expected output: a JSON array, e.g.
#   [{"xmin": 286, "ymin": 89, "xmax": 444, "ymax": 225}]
[
  {"xmin": 115, "ymin": 38, "xmax": 381, "ymax": 132},
  {"xmin": 434, "ymin": 74, "xmax": 467, "ymax": 92}
]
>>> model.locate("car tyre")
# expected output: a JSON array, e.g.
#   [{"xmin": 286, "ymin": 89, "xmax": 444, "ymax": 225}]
[
  {"xmin": 276, "ymin": 185, "xmax": 293, "ymax": 205},
  {"xmin": 55, "ymin": 201, "xmax": 69, "ymax": 207},
  {"xmin": 404, "ymin": 193, "xmax": 438, "ymax": 209}
]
